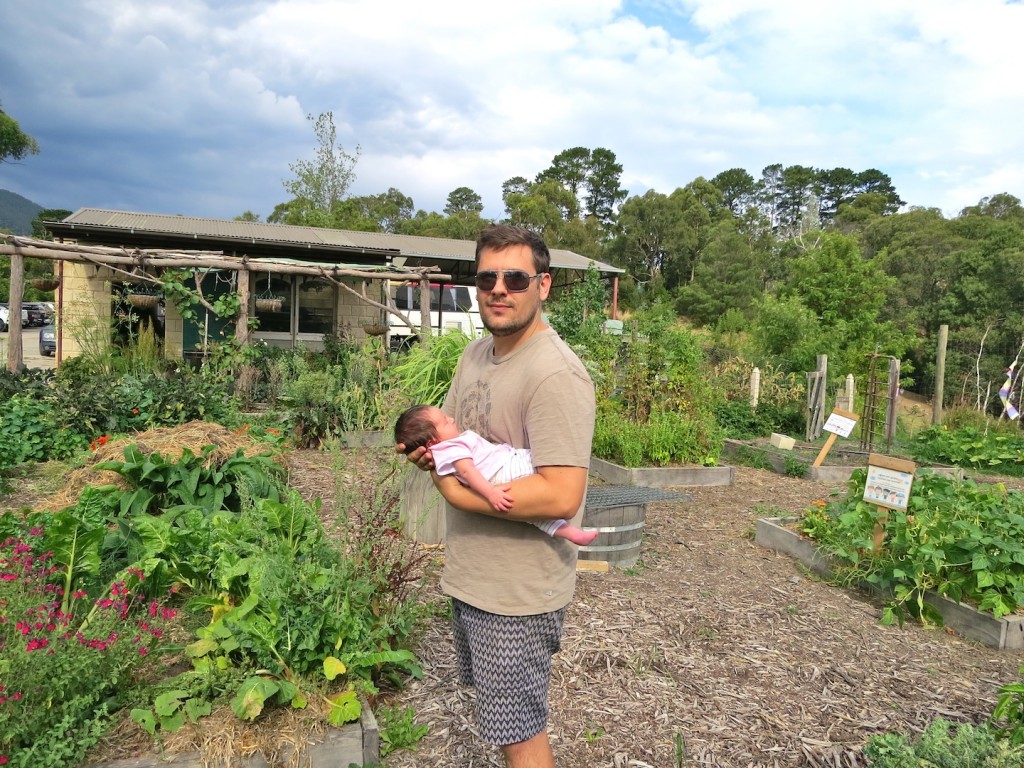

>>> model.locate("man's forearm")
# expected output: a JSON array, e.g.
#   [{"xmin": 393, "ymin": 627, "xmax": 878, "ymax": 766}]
[{"xmin": 431, "ymin": 466, "xmax": 587, "ymax": 521}]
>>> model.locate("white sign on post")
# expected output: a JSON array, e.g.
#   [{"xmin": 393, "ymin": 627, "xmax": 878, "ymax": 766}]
[{"xmin": 823, "ymin": 411, "xmax": 857, "ymax": 438}]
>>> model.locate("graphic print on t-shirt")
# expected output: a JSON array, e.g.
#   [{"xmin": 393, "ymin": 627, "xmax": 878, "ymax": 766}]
[{"xmin": 459, "ymin": 379, "xmax": 492, "ymax": 439}]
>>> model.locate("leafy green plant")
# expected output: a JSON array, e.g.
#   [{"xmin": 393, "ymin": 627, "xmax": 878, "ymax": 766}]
[
  {"xmin": 802, "ymin": 470, "xmax": 1024, "ymax": 624},
  {"xmin": 911, "ymin": 425, "xmax": 1024, "ymax": 476},
  {"xmin": 389, "ymin": 331, "xmax": 470, "ymax": 406},
  {"xmin": 131, "ymin": 689, "xmax": 212, "ymax": 739},
  {"xmin": 863, "ymin": 718, "xmax": 1024, "ymax": 767},
  {"xmin": 376, "ymin": 705, "xmax": 429, "ymax": 756},
  {"xmin": 783, "ymin": 455, "xmax": 807, "ymax": 478},
  {"xmin": 994, "ymin": 664, "xmax": 1024, "ymax": 747}
]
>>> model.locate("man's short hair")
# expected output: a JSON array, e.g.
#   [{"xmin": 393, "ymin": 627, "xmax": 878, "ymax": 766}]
[
  {"xmin": 394, "ymin": 404, "xmax": 438, "ymax": 454},
  {"xmin": 475, "ymin": 224, "xmax": 551, "ymax": 274}
]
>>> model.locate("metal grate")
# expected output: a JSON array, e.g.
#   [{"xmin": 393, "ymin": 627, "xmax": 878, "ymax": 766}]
[{"xmin": 585, "ymin": 485, "xmax": 691, "ymax": 509}]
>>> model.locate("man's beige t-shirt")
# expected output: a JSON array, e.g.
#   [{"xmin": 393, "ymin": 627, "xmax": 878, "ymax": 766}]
[{"xmin": 440, "ymin": 327, "xmax": 595, "ymax": 616}]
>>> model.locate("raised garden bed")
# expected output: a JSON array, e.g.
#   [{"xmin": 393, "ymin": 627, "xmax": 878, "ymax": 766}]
[
  {"xmin": 92, "ymin": 705, "xmax": 378, "ymax": 768},
  {"xmin": 724, "ymin": 438, "xmax": 964, "ymax": 483},
  {"xmin": 588, "ymin": 457, "xmax": 734, "ymax": 487},
  {"xmin": 755, "ymin": 516, "xmax": 1024, "ymax": 650}
]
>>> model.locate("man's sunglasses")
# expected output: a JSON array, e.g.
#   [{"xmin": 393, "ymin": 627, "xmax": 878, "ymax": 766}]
[{"xmin": 474, "ymin": 270, "xmax": 545, "ymax": 292}]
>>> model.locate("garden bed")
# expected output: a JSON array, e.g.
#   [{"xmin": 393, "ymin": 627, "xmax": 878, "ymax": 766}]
[
  {"xmin": 588, "ymin": 456, "xmax": 734, "ymax": 487},
  {"xmin": 755, "ymin": 516, "xmax": 1024, "ymax": 650},
  {"xmin": 724, "ymin": 438, "xmax": 964, "ymax": 483},
  {"xmin": 91, "ymin": 707, "xmax": 378, "ymax": 768}
]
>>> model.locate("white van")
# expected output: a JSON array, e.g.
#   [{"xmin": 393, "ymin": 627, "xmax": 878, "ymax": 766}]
[{"xmin": 387, "ymin": 282, "xmax": 484, "ymax": 350}]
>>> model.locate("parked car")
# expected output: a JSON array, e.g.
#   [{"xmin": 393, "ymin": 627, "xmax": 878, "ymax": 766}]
[
  {"xmin": 39, "ymin": 324, "xmax": 56, "ymax": 356},
  {"xmin": 0, "ymin": 303, "xmax": 28, "ymax": 332},
  {"xmin": 22, "ymin": 302, "xmax": 52, "ymax": 327}
]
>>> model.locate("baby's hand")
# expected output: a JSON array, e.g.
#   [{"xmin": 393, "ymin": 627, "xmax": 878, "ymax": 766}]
[{"xmin": 487, "ymin": 485, "xmax": 514, "ymax": 513}]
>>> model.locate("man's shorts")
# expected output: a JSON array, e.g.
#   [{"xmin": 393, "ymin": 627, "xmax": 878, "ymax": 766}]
[{"xmin": 451, "ymin": 598, "xmax": 567, "ymax": 746}]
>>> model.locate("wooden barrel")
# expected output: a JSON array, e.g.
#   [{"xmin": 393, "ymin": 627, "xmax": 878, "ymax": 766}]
[{"xmin": 578, "ymin": 502, "xmax": 646, "ymax": 568}]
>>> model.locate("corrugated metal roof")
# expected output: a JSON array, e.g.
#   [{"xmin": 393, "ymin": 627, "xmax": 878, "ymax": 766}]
[{"xmin": 54, "ymin": 208, "xmax": 623, "ymax": 274}]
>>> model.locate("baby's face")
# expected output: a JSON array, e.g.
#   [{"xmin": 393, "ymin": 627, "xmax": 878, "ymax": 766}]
[{"xmin": 427, "ymin": 407, "xmax": 461, "ymax": 443}]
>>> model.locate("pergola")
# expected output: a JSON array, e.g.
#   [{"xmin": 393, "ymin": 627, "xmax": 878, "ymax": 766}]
[{"xmin": 1, "ymin": 234, "xmax": 447, "ymax": 372}]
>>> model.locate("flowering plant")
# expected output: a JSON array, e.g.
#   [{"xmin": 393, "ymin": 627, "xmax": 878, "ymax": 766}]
[{"xmin": 0, "ymin": 529, "xmax": 176, "ymax": 767}]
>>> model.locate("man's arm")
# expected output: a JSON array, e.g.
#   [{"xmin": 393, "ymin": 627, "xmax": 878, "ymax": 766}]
[
  {"xmin": 451, "ymin": 457, "xmax": 514, "ymax": 512},
  {"xmin": 432, "ymin": 465, "xmax": 587, "ymax": 522}
]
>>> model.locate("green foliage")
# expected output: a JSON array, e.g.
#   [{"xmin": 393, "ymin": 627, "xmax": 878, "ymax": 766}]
[
  {"xmin": 911, "ymin": 425, "xmax": 1024, "ymax": 476},
  {"xmin": 994, "ymin": 665, "xmax": 1024, "ymax": 747},
  {"xmin": 546, "ymin": 265, "xmax": 609, "ymax": 348},
  {"xmin": 0, "ymin": 525, "xmax": 176, "ymax": 767},
  {"xmin": 589, "ymin": 307, "xmax": 723, "ymax": 467},
  {"xmin": 389, "ymin": 331, "xmax": 470, "ymax": 407},
  {"xmin": 94, "ymin": 444, "xmax": 284, "ymax": 518},
  {"xmin": 864, "ymin": 718, "xmax": 1024, "ymax": 767},
  {"xmin": 803, "ymin": 470, "xmax": 1024, "ymax": 624},
  {"xmin": 377, "ymin": 705, "xmax": 429, "ymax": 757}
]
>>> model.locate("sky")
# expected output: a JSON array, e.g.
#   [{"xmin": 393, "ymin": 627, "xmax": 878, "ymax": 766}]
[{"xmin": 2, "ymin": 0, "xmax": 1023, "ymax": 224}]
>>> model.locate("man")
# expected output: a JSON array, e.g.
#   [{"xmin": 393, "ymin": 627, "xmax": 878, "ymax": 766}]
[{"xmin": 401, "ymin": 224, "xmax": 595, "ymax": 767}]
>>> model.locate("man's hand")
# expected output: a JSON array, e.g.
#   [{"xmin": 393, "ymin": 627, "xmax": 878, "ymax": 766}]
[{"xmin": 396, "ymin": 443, "xmax": 434, "ymax": 471}]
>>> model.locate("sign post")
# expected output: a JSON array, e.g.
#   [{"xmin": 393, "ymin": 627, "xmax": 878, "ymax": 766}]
[
  {"xmin": 812, "ymin": 408, "xmax": 859, "ymax": 467},
  {"xmin": 864, "ymin": 454, "xmax": 916, "ymax": 551}
]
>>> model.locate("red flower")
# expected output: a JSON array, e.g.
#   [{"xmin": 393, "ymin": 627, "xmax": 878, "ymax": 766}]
[{"xmin": 132, "ymin": 408, "xmax": 140, "ymax": 414}]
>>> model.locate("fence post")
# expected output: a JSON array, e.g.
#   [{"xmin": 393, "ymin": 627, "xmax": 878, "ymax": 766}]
[
  {"xmin": 933, "ymin": 324, "xmax": 948, "ymax": 425},
  {"xmin": 750, "ymin": 367, "xmax": 760, "ymax": 409}
]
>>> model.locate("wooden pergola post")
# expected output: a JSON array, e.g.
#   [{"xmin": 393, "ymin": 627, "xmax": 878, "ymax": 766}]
[{"xmin": 7, "ymin": 249, "xmax": 24, "ymax": 372}]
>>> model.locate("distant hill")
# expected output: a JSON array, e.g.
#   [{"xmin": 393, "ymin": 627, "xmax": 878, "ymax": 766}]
[{"xmin": 0, "ymin": 189, "xmax": 44, "ymax": 235}]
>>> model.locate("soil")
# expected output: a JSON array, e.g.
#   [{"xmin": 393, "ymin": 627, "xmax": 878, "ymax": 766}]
[{"xmin": 7, "ymin": 451, "xmax": 1024, "ymax": 768}]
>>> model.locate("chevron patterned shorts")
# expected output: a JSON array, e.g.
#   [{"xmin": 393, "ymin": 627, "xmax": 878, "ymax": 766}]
[{"xmin": 451, "ymin": 598, "xmax": 567, "ymax": 746}]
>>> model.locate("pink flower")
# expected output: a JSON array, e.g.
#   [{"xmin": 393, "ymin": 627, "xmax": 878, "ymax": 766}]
[{"xmin": 138, "ymin": 647, "xmax": 149, "ymax": 656}]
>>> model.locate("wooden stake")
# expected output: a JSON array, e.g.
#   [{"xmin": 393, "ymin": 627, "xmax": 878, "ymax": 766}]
[
  {"xmin": 872, "ymin": 505, "xmax": 889, "ymax": 552},
  {"xmin": 812, "ymin": 433, "xmax": 838, "ymax": 467}
]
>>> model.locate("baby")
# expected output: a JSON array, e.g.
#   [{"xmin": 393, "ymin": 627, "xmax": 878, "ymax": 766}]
[{"xmin": 395, "ymin": 404, "xmax": 598, "ymax": 546}]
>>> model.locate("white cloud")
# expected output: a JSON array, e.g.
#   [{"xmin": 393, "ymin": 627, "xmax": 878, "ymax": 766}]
[{"xmin": 1, "ymin": 0, "xmax": 1023, "ymax": 221}]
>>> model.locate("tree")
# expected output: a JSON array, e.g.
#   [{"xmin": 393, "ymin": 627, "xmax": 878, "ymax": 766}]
[
  {"xmin": 611, "ymin": 189, "xmax": 681, "ymax": 284},
  {"xmin": 0, "ymin": 103, "xmax": 39, "ymax": 163},
  {"xmin": 444, "ymin": 187, "xmax": 484, "ymax": 216},
  {"xmin": 336, "ymin": 188, "xmax": 414, "ymax": 233},
  {"xmin": 534, "ymin": 147, "xmax": 627, "ymax": 230},
  {"xmin": 711, "ymin": 168, "xmax": 757, "ymax": 216},
  {"xmin": 31, "ymin": 209, "xmax": 71, "ymax": 240},
  {"xmin": 234, "ymin": 211, "xmax": 261, "ymax": 222},
  {"xmin": 776, "ymin": 231, "xmax": 909, "ymax": 374},
  {"xmin": 282, "ymin": 112, "xmax": 360, "ymax": 212},
  {"xmin": 675, "ymin": 220, "xmax": 762, "ymax": 325},
  {"xmin": 664, "ymin": 178, "xmax": 725, "ymax": 287},
  {"xmin": 584, "ymin": 148, "xmax": 627, "ymax": 228}
]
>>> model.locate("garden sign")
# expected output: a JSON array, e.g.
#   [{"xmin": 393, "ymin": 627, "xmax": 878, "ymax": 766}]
[
  {"xmin": 863, "ymin": 453, "xmax": 916, "ymax": 551},
  {"xmin": 811, "ymin": 407, "xmax": 859, "ymax": 467}
]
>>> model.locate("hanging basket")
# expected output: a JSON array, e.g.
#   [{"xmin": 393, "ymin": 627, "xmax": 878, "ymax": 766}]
[
  {"xmin": 255, "ymin": 298, "xmax": 284, "ymax": 312},
  {"xmin": 362, "ymin": 323, "xmax": 389, "ymax": 336},
  {"xmin": 127, "ymin": 293, "xmax": 160, "ymax": 309},
  {"xmin": 29, "ymin": 278, "xmax": 59, "ymax": 292}
]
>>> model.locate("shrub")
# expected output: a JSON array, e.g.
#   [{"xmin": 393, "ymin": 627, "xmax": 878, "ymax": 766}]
[{"xmin": 0, "ymin": 526, "xmax": 176, "ymax": 767}]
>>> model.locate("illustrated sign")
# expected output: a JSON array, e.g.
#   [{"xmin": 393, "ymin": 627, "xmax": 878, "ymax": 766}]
[
  {"xmin": 822, "ymin": 408, "xmax": 858, "ymax": 438},
  {"xmin": 863, "ymin": 454, "xmax": 916, "ymax": 511}
]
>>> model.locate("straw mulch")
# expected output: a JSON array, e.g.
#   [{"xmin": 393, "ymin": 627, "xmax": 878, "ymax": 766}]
[
  {"xmin": 353, "ymin": 464, "xmax": 1024, "ymax": 768},
  {"xmin": 40, "ymin": 421, "xmax": 288, "ymax": 511}
]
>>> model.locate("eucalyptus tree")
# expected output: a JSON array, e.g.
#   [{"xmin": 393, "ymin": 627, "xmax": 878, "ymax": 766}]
[{"xmin": 281, "ymin": 112, "xmax": 360, "ymax": 213}]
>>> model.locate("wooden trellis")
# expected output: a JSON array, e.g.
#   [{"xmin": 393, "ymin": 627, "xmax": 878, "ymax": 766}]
[{"xmin": 860, "ymin": 354, "xmax": 901, "ymax": 453}]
